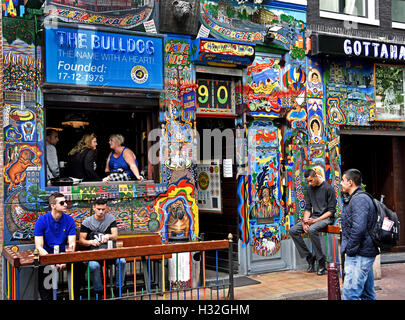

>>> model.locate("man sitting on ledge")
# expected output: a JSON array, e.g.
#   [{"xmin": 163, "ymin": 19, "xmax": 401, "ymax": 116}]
[{"xmin": 289, "ymin": 169, "xmax": 337, "ymax": 275}]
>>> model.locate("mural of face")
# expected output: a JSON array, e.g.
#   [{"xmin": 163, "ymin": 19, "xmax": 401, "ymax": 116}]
[
  {"xmin": 261, "ymin": 188, "xmax": 270, "ymax": 205},
  {"xmin": 311, "ymin": 72, "xmax": 320, "ymax": 84},
  {"xmin": 166, "ymin": 199, "xmax": 191, "ymax": 238},
  {"xmin": 310, "ymin": 118, "xmax": 321, "ymax": 137}
]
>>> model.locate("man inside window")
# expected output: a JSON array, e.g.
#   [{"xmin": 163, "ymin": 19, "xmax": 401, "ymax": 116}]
[{"xmin": 46, "ymin": 129, "xmax": 60, "ymax": 183}]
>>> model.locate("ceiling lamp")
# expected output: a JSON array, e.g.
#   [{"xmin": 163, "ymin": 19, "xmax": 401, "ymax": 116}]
[
  {"xmin": 61, "ymin": 120, "xmax": 89, "ymax": 129},
  {"xmin": 61, "ymin": 112, "xmax": 89, "ymax": 129}
]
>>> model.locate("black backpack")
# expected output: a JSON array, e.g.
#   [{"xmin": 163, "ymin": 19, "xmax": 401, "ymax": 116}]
[{"xmin": 357, "ymin": 191, "xmax": 400, "ymax": 252}]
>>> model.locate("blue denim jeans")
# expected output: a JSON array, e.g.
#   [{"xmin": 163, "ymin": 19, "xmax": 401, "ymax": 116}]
[
  {"xmin": 342, "ymin": 255, "xmax": 376, "ymax": 300},
  {"xmin": 89, "ymin": 258, "xmax": 126, "ymax": 292}
]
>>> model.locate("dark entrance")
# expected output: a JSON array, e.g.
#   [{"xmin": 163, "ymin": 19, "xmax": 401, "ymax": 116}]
[
  {"xmin": 341, "ymin": 133, "xmax": 405, "ymax": 251},
  {"xmin": 196, "ymin": 117, "xmax": 238, "ymax": 273}
]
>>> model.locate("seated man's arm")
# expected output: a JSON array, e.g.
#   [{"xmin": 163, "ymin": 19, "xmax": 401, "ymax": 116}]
[
  {"xmin": 308, "ymin": 211, "xmax": 333, "ymax": 225},
  {"xmin": 107, "ymin": 227, "xmax": 118, "ymax": 242},
  {"xmin": 34, "ymin": 236, "xmax": 48, "ymax": 256},
  {"xmin": 79, "ymin": 231, "xmax": 101, "ymax": 248}
]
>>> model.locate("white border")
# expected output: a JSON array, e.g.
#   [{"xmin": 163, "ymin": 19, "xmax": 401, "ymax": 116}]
[
  {"xmin": 276, "ymin": 0, "xmax": 307, "ymax": 5},
  {"xmin": 320, "ymin": 10, "xmax": 380, "ymax": 26},
  {"xmin": 319, "ymin": 0, "xmax": 379, "ymax": 26},
  {"xmin": 392, "ymin": 22, "xmax": 405, "ymax": 30}
]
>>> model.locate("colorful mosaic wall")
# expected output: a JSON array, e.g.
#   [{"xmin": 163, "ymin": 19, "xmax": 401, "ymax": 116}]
[
  {"xmin": 1, "ymin": 9, "xmax": 198, "ymax": 246},
  {"xmin": 323, "ymin": 58, "xmax": 375, "ymax": 126},
  {"xmin": 3, "ymin": 0, "xmax": 388, "ymax": 263},
  {"xmin": 43, "ymin": 0, "xmax": 156, "ymax": 31},
  {"xmin": 199, "ymin": 0, "xmax": 308, "ymax": 256},
  {"xmin": 158, "ymin": 34, "xmax": 199, "ymax": 241}
]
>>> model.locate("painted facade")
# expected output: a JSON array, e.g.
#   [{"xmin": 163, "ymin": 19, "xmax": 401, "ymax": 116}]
[{"xmin": 10, "ymin": 0, "xmax": 404, "ymax": 288}]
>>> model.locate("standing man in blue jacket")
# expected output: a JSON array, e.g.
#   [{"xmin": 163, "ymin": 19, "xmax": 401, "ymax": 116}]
[{"xmin": 340, "ymin": 168, "xmax": 379, "ymax": 300}]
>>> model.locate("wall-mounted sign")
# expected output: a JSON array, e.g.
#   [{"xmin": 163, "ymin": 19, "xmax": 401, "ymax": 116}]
[
  {"xmin": 44, "ymin": 23, "xmax": 163, "ymax": 90},
  {"xmin": 192, "ymin": 38, "xmax": 255, "ymax": 67},
  {"xmin": 196, "ymin": 78, "xmax": 235, "ymax": 117},
  {"xmin": 312, "ymin": 34, "xmax": 405, "ymax": 63},
  {"xmin": 183, "ymin": 91, "xmax": 196, "ymax": 112}
]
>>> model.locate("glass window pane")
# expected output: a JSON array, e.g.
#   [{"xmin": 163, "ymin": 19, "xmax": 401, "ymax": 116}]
[
  {"xmin": 320, "ymin": 0, "xmax": 367, "ymax": 17},
  {"xmin": 393, "ymin": 0, "xmax": 405, "ymax": 23},
  {"xmin": 344, "ymin": 0, "xmax": 366, "ymax": 16},
  {"xmin": 320, "ymin": 0, "xmax": 339, "ymax": 12}
]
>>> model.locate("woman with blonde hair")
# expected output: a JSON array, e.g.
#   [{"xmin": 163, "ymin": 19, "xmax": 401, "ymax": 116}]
[
  {"xmin": 103, "ymin": 134, "xmax": 144, "ymax": 182},
  {"xmin": 65, "ymin": 133, "xmax": 101, "ymax": 181}
]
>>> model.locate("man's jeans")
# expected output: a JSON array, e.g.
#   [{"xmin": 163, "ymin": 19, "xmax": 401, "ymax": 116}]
[
  {"xmin": 89, "ymin": 258, "xmax": 126, "ymax": 292},
  {"xmin": 342, "ymin": 255, "xmax": 376, "ymax": 300}
]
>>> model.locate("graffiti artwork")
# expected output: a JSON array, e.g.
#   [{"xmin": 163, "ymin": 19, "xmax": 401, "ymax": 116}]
[
  {"xmin": 3, "ymin": 18, "xmax": 42, "ymax": 92},
  {"xmin": 307, "ymin": 65, "xmax": 323, "ymax": 98},
  {"xmin": 324, "ymin": 59, "xmax": 374, "ymax": 126},
  {"xmin": 375, "ymin": 64, "xmax": 405, "ymax": 121},
  {"xmin": 247, "ymin": 56, "xmax": 282, "ymax": 116},
  {"xmin": 161, "ymin": 35, "xmax": 196, "ymax": 173},
  {"xmin": 4, "ymin": 143, "xmax": 42, "ymax": 192},
  {"xmin": 44, "ymin": 0, "xmax": 155, "ymax": 30},
  {"xmin": 199, "ymin": 0, "xmax": 305, "ymax": 50},
  {"xmin": 307, "ymin": 98, "xmax": 324, "ymax": 145},
  {"xmin": 250, "ymin": 224, "xmax": 281, "ymax": 257},
  {"xmin": 246, "ymin": 119, "xmax": 285, "ymax": 256},
  {"xmin": 153, "ymin": 179, "xmax": 199, "ymax": 242}
]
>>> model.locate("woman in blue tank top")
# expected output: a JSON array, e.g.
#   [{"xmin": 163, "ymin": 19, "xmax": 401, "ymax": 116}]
[{"xmin": 103, "ymin": 134, "xmax": 144, "ymax": 182}]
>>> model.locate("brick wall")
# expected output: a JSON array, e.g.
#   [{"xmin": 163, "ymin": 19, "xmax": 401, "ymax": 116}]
[{"xmin": 307, "ymin": 0, "xmax": 405, "ymax": 41}]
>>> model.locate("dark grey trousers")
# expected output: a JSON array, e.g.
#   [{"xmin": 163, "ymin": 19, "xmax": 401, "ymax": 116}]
[{"xmin": 289, "ymin": 217, "xmax": 334, "ymax": 262}]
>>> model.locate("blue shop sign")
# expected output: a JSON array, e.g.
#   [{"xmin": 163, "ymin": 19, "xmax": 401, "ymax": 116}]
[{"xmin": 45, "ymin": 24, "xmax": 164, "ymax": 90}]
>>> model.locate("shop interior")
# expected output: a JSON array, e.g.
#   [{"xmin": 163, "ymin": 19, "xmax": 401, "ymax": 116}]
[
  {"xmin": 196, "ymin": 116, "xmax": 239, "ymax": 272},
  {"xmin": 341, "ymin": 132, "xmax": 405, "ymax": 250},
  {"xmin": 340, "ymin": 134, "xmax": 394, "ymax": 203},
  {"xmin": 44, "ymin": 94, "xmax": 159, "ymax": 182}
]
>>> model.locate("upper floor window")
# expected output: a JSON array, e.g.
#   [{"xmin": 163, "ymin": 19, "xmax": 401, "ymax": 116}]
[
  {"xmin": 319, "ymin": 0, "xmax": 379, "ymax": 26},
  {"xmin": 393, "ymin": 0, "xmax": 405, "ymax": 23},
  {"xmin": 320, "ymin": 0, "xmax": 366, "ymax": 17}
]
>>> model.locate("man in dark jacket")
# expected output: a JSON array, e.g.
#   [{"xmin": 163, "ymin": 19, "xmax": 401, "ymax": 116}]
[{"xmin": 340, "ymin": 168, "xmax": 379, "ymax": 300}]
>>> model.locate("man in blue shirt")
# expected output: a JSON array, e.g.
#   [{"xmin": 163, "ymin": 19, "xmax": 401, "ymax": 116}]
[{"xmin": 34, "ymin": 192, "xmax": 77, "ymax": 299}]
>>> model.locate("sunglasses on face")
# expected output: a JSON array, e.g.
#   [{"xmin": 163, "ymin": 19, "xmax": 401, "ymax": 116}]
[{"xmin": 57, "ymin": 200, "xmax": 67, "ymax": 206}]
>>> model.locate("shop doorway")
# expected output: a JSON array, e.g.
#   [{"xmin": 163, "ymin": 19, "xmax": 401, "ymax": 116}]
[
  {"xmin": 341, "ymin": 133, "xmax": 405, "ymax": 251},
  {"xmin": 196, "ymin": 117, "xmax": 239, "ymax": 273}
]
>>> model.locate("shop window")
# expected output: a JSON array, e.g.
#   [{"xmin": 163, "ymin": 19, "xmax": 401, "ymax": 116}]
[
  {"xmin": 45, "ymin": 99, "xmax": 158, "ymax": 183},
  {"xmin": 393, "ymin": 0, "xmax": 405, "ymax": 28},
  {"xmin": 319, "ymin": 0, "xmax": 379, "ymax": 25}
]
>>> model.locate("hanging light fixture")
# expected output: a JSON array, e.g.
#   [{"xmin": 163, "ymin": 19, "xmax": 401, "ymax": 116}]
[{"xmin": 61, "ymin": 113, "xmax": 89, "ymax": 129}]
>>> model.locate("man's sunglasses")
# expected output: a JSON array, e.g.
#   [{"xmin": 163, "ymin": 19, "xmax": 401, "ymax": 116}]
[{"xmin": 58, "ymin": 200, "xmax": 67, "ymax": 206}]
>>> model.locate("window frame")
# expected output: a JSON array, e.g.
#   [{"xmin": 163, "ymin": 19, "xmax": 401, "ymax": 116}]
[
  {"xmin": 392, "ymin": 0, "xmax": 405, "ymax": 29},
  {"xmin": 319, "ymin": 0, "xmax": 380, "ymax": 26}
]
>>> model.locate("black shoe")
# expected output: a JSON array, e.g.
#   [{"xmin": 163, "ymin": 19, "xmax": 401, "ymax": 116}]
[
  {"xmin": 306, "ymin": 255, "xmax": 316, "ymax": 273},
  {"xmin": 317, "ymin": 259, "xmax": 327, "ymax": 275}
]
